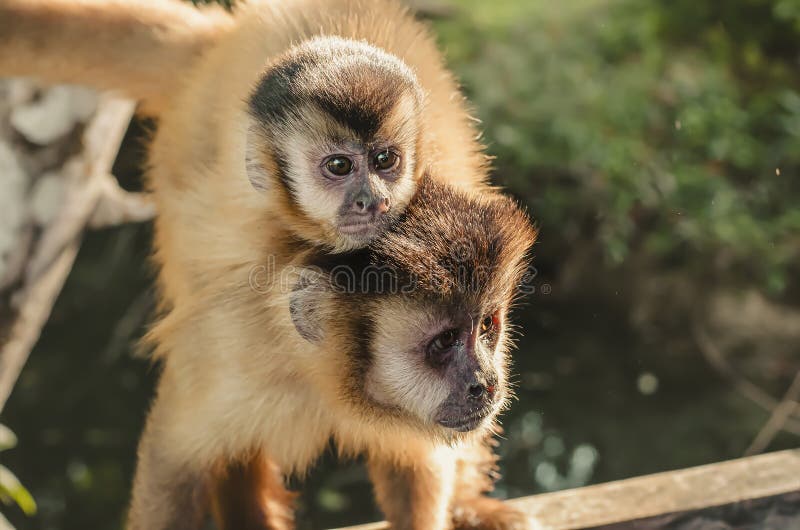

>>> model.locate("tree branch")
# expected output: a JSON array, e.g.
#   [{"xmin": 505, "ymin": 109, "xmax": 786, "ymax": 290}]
[
  {"xmin": 89, "ymin": 174, "xmax": 155, "ymax": 228},
  {"xmin": 745, "ymin": 371, "xmax": 800, "ymax": 456},
  {"xmin": 693, "ymin": 323, "xmax": 800, "ymax": 436},
  {"xmin": 0, "ymin": 95, "xmax": 137, "ymax": 414}
]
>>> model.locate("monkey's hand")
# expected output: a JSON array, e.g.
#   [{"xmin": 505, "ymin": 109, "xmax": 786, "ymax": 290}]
[{"xmin": 451, "ymin": 497, "xmax": 532, "ymax": 530}]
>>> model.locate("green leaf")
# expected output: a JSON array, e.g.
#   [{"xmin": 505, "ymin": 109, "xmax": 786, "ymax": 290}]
[{"xmin": 0, "ymin": 466, "xmax": 37, "ymax": 516}]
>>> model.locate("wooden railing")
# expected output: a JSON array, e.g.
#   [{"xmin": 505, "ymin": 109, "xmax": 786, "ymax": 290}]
[{"xmin": 333, "ymin": 449, "xmax": 800, "ymax": 530}]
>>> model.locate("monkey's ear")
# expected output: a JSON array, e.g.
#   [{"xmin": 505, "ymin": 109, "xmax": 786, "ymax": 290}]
[
  {"xmin": 289, "ymin": 268, "xmax": 329, "ymax": 343},
  {"xmin": 245, "ymin": 126, "xmax": 271, "ymax": 193}
]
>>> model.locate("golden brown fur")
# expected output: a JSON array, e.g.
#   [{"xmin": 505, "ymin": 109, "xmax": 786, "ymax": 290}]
[
  {"xmin": 210, "ymin": 453, "xmax": 295, "ymax": 530},
  {"xmin": 0, "ymin": 0, "xmax": 487, "ymax": 182},
  {"xmin": 0, "ymin": 0, "xmax": 234, "ymax": 114}
]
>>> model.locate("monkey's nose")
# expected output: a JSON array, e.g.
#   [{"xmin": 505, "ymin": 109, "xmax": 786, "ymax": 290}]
[
  {"xmin": 467, "ymin": 383, "xmax": 486, "ymax": 400},
  {"xmin": 352, "ymin": 197, "xmax": 390, "ymax": 214}
]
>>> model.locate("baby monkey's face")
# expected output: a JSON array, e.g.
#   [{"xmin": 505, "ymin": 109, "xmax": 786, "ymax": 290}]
[
  {"xmin": 246, "ymin": 37, "xmax": 423, "ymax": 251},
  {"xmin": 278, "ymin": 96, "xmax": 419, "ymax": 251}
]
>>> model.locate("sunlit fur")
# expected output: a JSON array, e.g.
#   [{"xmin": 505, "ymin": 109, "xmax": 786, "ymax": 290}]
[{"xmin": 0, "ymin": 0, "xmax": 234, "ymax": 115}]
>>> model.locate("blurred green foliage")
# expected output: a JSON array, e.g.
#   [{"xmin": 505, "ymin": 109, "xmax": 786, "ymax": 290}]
[
  {"xmin": 0, "ymin": 424, "xmax": 36, "ymax": 529},
  {"xmin": 434, "ymin": 0, "xmax": 800, "ymax": 293}
]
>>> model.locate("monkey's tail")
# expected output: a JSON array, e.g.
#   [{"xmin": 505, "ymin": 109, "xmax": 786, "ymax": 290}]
[{"xmin": 0, "ymin": 0, "xmax": 235, "ymax": 113}]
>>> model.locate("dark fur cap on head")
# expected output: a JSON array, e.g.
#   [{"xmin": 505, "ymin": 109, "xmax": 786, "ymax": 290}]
[
  {"xmin": 373, "ymin": 176, "xmax": 536, "ymax": 300},
  {"xmin": 249, "ymin": 36, "xmax": 422, "ymax": 140},
  {"xmin": 305, "ymin": 176, "xmax": 537, "ymax": 304}
]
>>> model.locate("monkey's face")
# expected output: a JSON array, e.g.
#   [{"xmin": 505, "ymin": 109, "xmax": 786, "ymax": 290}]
[
  {"xmin": 247, "ymin": 37, "xmax": 423, "ymax": 251},
  {"xmin": 290, "ymin": 177, "xmax": 537, "ymax": 437},
  {"xmin": 365, "ymin": 298, "xmax": 510, "ymax": 433},
  {"xmin": 267, "ymin": 97, "xmax": 419, "ymax": 251}
]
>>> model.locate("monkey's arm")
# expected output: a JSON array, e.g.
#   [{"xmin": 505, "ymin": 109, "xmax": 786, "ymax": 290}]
[
  {"xmin": 368, "ymin": 446, "xmax": 457, "ymax": 530},
  {"xmin": 0, "ymin": 0, "xmax": 234, "ymax": 113},
  {"xmin": 126, "ymin": 393, "xmax": 213, "ymax": 530},
  {"xmin": 450, "ymin": 436, "xmax": 532, "ymax": 530},
  {"xmin": 369, "ymin": 439, "xmax": 530, "ymax": 530},
  {"xmin": 209, "ymin": 453, "xmax": 295, "ymax": 530}
]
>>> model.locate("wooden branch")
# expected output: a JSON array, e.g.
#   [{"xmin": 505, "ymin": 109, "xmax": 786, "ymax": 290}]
[
  {"xmin": 0, "ymin": 242, "xmax": 79, "ymax": 411},
  {"xmin": 693, "ymin": 324, "xmax": 800, "ymax": 435},
  {"xmin": 334, "ymin": 450, "xmax": 800, "ymax": 530},
  {"xmin": 0, "ymin": 95, "xmax": 137, "ymax": 414},
  {"xmin": 745, "ymin": 370, "xmax": 800, "ymax": 456},
  {"xmin": 89, "ymin": 174, "xmax": 155, "ymax": 228},
  {"xmin": 25, "ymin": 157, "xmax": 101, "ymax": 282}
]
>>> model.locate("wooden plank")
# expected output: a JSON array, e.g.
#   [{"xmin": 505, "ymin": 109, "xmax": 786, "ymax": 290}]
[
  {"xmin": 590, "ymin": 491, "xmax": 799, "ymax": 530},
  {"xmin": 333, "ymin": 449, "xmax": 800, "ymax": 530}
]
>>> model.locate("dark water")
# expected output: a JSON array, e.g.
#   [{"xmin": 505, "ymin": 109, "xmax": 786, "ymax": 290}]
[{"xmin": 2, "ymin": 217, "xmax": 795, "ymax": 530}]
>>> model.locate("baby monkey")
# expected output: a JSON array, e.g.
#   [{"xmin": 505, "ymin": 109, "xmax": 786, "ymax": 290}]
[{"xmin": 131, "ymin": 176, "xmax": 537, "ymax": 530}]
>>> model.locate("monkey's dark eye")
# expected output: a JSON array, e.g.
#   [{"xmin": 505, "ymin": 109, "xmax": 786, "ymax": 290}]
[
  {"xmin": 325, "ymin": 156, "xmax": 354, "ymax": 176},
  {"xmin": 374, "ymin": 150, "xmax": 399, "ymax": 171},
  {"xmin": 480, "ymin": 313, "xmax": 500, "ymax": 336},
  {"xmin": 428, "ymin": 328, "xmax": 459, "ymax": 361}
]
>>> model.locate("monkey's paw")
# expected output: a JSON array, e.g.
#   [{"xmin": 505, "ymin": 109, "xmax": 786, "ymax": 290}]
[{"xmin": 451, "ymin": 497, "xmax": 532, "ymax": 530}]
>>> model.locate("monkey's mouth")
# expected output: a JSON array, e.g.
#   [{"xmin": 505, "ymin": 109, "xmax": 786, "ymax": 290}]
[
  {"xmin": 338, "ymin": 215, "xmax": 389, "ymax": 239},
  {"xmin": 436, "ymin": 407, "xmax": 493, "ymax": 432},
  {"xmin": 338, "ymin": 221, "xmax": 376, "ymax": 235}
]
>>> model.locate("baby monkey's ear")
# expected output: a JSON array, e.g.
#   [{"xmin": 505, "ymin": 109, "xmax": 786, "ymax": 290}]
[
  {"xmin": 245, "ymin": 124, "xmax": 272, "ymax": 193},
  {"xmin": 289, "ymin": 267, "xmax": 330, "ymax": 343}
]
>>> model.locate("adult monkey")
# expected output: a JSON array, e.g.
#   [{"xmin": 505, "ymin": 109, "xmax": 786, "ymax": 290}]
[{"xmin": 136, "ymin": 176, "xmax": 537, "ymax": 530}]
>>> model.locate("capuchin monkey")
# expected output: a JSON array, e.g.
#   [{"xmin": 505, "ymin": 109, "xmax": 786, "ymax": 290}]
[
  {"xmin": 0, "ymin": 0, "xmax": 489, "ymax": 253},
  {"xmin": 133, "ymin": 176, "xmax": 537, "ymax": 530},
  {"xmin": 0, "ymin": 1, "xmax": 535, "ymax": 528}
]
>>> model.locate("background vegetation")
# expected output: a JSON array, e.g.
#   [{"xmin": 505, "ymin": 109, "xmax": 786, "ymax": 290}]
[{"xmin": 2, "ymin": 0, "xmax": 799, "ymax": 528}]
